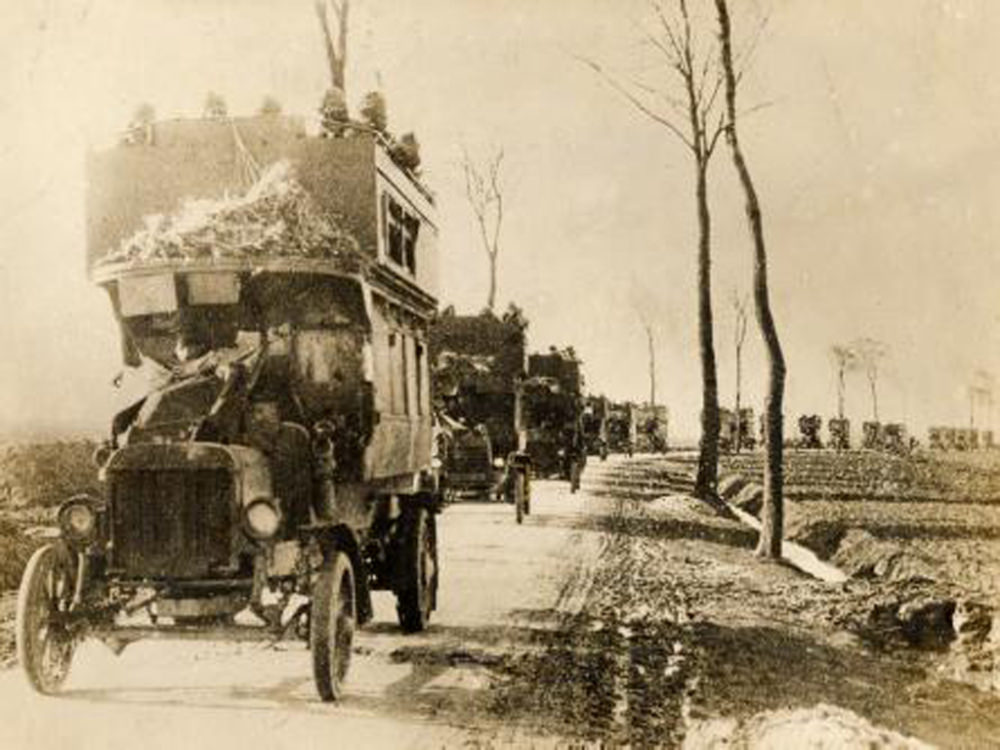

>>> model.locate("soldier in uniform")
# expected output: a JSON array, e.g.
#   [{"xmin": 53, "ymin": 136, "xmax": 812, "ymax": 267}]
[{"xmin": 562, "ymin": 424, "xmax": 584, "ymax": 493}]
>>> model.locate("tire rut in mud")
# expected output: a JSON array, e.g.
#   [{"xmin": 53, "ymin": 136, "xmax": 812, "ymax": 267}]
[
  {"xmin": 486, "ymin": 475, "xmax": 696, "ymax": 746},
  {"xmin": 485, "ymin": 610, "xmax": 621, "ymax": 741}
]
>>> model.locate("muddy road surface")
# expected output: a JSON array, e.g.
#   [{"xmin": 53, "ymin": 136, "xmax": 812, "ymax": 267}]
[
  {"xmin": 2, "ymin": 455, "xmax": 999, "ymax": 748},
  {"xmin": 0, "ymin": 472, "xmax": 602, "ymax": 749}
]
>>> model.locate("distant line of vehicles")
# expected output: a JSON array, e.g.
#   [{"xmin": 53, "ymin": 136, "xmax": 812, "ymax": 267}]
[
  {"xmin": 717, "ymin": 410, "xmax": 997, "ymax": 453},
  {"xmin": 428, "ymin": 310, "xmax": 671, "ymax": 523}
]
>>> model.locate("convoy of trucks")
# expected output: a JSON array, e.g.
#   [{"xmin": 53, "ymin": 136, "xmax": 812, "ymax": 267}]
[
  {"xmin": 28, "ymin": 94, "xmax": 962, "ymax": 706},
  {"xmin": 14, "ymin": 112, "xmax": 669, "ymax": 699}
]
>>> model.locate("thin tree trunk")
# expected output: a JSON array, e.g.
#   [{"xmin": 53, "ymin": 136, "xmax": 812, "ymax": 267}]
[
  {"xmin": 837, "ymin": 367, "xmax": 845, "ymax": 420},
  {"xmin": 646, "ymin": 325, "xmax": 656, "ymax": 406},
  {"xmin": 334, "ymin": 1, "xmax": 348, "ymax": 94},
  {"xmin": 694, "ymin": 160, "xmax": 721, "ymax": 498},
  {"xmin": 870, "ymin": 378, "xmax": 879, "ymax": 422},
  {"xmin": 734, "ymin": 347, "xmax": 742, "ymax": 452},
  {"xmin": 314, "ymin": 1, "xmax": 349, "ymax": 98},
  {"xmin": 581, "ymin": 0, "xmax": 721, "ymax": 498},
  {"xmin": 715, "ymin": 0, "xmax": 786, "ymax": 558},
  {"xmin": 487, "ymin": 254, "xmax": 497, "ymax": 312}
]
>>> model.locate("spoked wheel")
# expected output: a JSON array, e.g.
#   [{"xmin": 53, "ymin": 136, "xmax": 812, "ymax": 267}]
[
  {"xmin": 396, "ymin": 507, "xmax": 437, "ymax": 633},
  {"xmin": 16, "ymin": 544, "xmax": 78, "ymax": 695},
  {"xmin": 311, "ymin": 550, "xmax": 356, "ymax": 702},
  {"xmin": 514, "ymin": 470, "xmax": 527, "ymax": 524}
]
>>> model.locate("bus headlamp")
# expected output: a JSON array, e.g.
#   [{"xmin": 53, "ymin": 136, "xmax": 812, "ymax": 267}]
[
  {"xmin": 58, "ymin": 496, "xmax": 98, "ymax": 542},
  {"xmin": 243, "ymin": 498, "xmax": 282, "ymax": 540}
]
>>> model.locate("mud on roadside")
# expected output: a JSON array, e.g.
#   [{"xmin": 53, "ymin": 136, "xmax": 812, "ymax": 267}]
[
  {"xmin": 718, "ymin": 450, "xmax": 1000, "ymax": 695},
  {"xmin": 378, "ymin": 458, "xmax": 1000, "ymax": 747}
]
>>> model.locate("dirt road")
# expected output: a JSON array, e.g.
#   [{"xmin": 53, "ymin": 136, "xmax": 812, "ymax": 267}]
[
  {"xmin": 1, "ymin": 455, "xmax": 999, "ymax": 748},
  {"xmin": 0, "ymin": 475, "xmax": 604, "ymax": 749}
]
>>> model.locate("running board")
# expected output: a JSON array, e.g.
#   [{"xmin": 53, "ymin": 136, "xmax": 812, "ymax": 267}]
[{"xmin": 90, "ymin": 624, "xmax": 295, "ymax": 644}]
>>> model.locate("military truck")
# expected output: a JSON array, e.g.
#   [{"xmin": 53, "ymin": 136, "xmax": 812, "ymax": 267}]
[
  {"xmin": 797, "ymin": 415, "xmax": 823, "ymax": 449},
  {"xmin": 523, "ymin": 349, "xmax": 585, "ymax": 491},
  {"xmin": 929, "ymin": 426, "xmax": 959, "ymax": 451},
  {"xmin": 829, "ymin": 418, "xmax": 851, "ymax": 450},
  {"xmin": 634, "ymin": 404, "xmax": 669, "ymax": 453},
  {"xmin": 719, "ymin": 407, "xmax": 756, "ymax": 452},
  {"xmin": 862, "ymin": 421, "xmax": 909, "ymax": 452},
  {"xmin": 606, "ymin": 401, "xmax": 637, "ymax": 456},
  {"xmin": 581, "ymin": 396, "xmax": 609, "ymax": 460},
  {"xmin": 16, "ymin": 116, "xmax": 442, "ymax": 702},
  {"xmin": 429, "ymin": 309, "xmax": 532, "ymax": 521}
]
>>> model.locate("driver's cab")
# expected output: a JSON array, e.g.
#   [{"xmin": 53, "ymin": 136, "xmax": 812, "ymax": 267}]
[
  {"xmin": 105, "ymin": 268, "xmax": 374, "ymax": 478},
  {"xmin": 112, "ymin": 270, "xmax": 257, "ymax": 370}
]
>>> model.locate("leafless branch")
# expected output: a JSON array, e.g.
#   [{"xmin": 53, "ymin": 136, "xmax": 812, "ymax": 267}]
[
  {"xmin": 705, "ymin": 114, "xmax": 726, "ymax": 158},
  {"xmin": 462, "ymin": 147, "xmax": 506, "ymax": 309},
  {"xmin": 636, "ymin": 23, "xmax": 682, "ymax": 70},
  {"xmin": 738, "ymin": 98, "xmax": 778, "ymax": 120},
  {"xmin": 576, "ymin": 55, "xmax": 695, "ymax": 151},
  {"xmin": 702, "ymin": 72, "xmax": 725, "ymax": 119},
  {"xmin": 488, "ymin": 150, "xmax": 504, "ymax": 260},
  {"xmin": 630, "ymin": 76, "xmax": 689, "ymax": 120},
  {"xmin": 734, "ymin": 8, "xmax": 771, "ymax": 77},
  {"xmin": 652, "ymin": 1, "xmax": 687, "ymax": 71}
]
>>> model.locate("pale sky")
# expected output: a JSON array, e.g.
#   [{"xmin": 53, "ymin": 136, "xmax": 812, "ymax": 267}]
[{"xmin": 1, "ymin": 0, "xmax": 998, "ymax": 440}]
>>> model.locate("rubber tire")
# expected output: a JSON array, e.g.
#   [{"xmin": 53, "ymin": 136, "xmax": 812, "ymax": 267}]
[
  {"xmin": 396, "ymin": 508, "xmax": 437, "ymax": 633},
  {"xmin": 311, "ymin": 550, "xmax": 356, "ymax": 702},
  {"xmin": 16, "ymin": 544, "xmax": 77, "ymax": 695}
]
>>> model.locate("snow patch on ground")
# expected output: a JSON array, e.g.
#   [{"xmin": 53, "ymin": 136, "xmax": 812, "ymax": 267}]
[{"xmin": 684, "ymin": 703, "xmax": 932, "ymax": 749}]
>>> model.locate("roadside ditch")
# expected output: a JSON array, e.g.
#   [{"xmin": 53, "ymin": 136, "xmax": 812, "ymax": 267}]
[{"xmin": 717, "ymin": 470, "xmax": 1000, "ymax": 694}]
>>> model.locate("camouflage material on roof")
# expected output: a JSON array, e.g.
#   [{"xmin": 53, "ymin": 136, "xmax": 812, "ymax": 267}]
[
  {"xmin": 98, "ymin": 161, "xmax": 360, "ymax": 267},
  {"xmin": 527, "ymin": 350, "xmax": 582, "ymax": 396},
  {"xmin": 429, "ymin": 312, "xmax": 527, "ymax": 396}
]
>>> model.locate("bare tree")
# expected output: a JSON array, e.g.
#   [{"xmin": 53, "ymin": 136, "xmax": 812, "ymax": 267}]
[
  {"xmin": 731, "ymin": 290, "xmax": 749, "ymax": 452},
  {"xmin": 715, "ymin": 0, "xmax": 786, "ymax": 558},
  {"xmin": 851, "ymin": 337, "xmax": 888, "ymax": 422},
  {"xmin": 314, "ymin": 1, "xmax": 350, "ymax": 97},
  {"xmin": 462, "ymin": 148, "xmax": 505, "ymax": 312},
  {"xmin": 829, "ymin": 344, "xmax": 858, "ymax": 420},
  {"xmin": 969, "ymin": 369, "xmax": 995, "ymax": 430},
  {"xmin": 581, "ymin": 0, "xmax": 726, "ymax": 500},
  {"xmin": 645, "ymin": 322, "xmax": 657, "ymax": 406},
  {"xmin": 203, "ymin": 91, "xmax": 227, "ymax": 119},
  {"xmin": 258, "ymin": 95, "xmax": 283, "ymax": 116},
  {"xmin": 631, "ymin": 281, "xmax": 662, "ymax": 411},
  {"xmin": 130, "ymin": 102, "xmax": 156, "ymax": 128}
]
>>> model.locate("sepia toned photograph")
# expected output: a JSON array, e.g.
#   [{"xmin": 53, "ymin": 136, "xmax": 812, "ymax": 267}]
[{"xmin": 1, "ymin": 1, "xmax": 998, "ymax": 747}]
